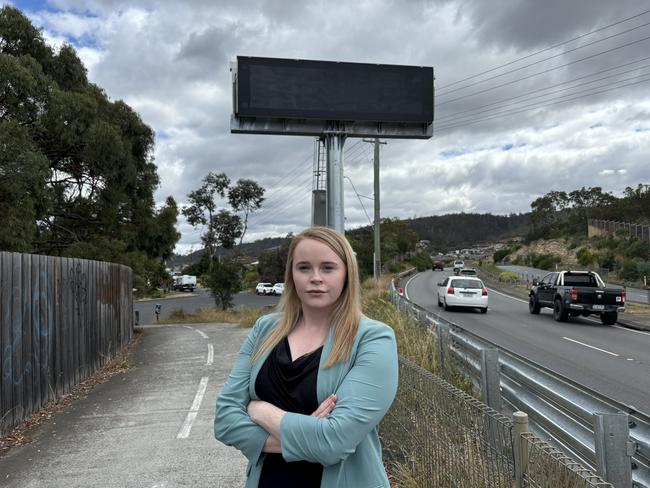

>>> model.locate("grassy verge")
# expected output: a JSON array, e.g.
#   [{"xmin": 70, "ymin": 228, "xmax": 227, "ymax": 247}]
[
  {"xmin": 361, "ymin": 275, "xmax": 438, "ymax": 374},
  {"xmin": 625, "ymin": 302, "xmax": 650, "ymax": 314},
  {"xmin": 157, "ymin": 306, "xmax": 271, "ymax": 328}
]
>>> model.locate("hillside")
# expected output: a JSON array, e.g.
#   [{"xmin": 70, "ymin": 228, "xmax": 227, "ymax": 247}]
[
  {"xmin": 346, "ymin": 213, "xmax": 529, "ymax": 252},
  {"xmin": 169, "ymin": 213, "xmax": 530, "ymax": 267},
  {"xmin": 405, "ymin": 212, "xmax": 530, "ymax": 250},
  {"xmin": 167, "ymin": 235, "xmax": 291, "ymax": 268}
]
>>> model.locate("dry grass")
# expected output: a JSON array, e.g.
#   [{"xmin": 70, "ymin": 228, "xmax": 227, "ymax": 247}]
[
  {"xmin": 625, "ymin": 301, "xmax": 650, "ymax": 314},
  {"xmin": 158, "ymin": 305, "xmax": 273, "ymax": 328},
  {"xmin": 362, "ymin": 276, "xmax": 438, "ymax": 374}
]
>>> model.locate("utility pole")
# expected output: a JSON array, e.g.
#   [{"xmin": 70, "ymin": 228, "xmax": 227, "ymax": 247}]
[{"xmin": 364, "ymin": 138, "xmax": 387, "ymax": 280}]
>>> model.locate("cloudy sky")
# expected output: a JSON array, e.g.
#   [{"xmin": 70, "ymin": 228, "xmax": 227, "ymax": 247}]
[{"xmin": 7, "ymin": 0, "xmax": 650, "ymax": 253}]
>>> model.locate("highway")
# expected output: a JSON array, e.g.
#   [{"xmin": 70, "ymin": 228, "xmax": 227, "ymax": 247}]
[
  {"xmin": 499, "ymin": 264, "xmax": 650, "ymax": 304},
  {"xmin": 406, "ymin": 269, "xmax": 650, "ymax": 415}
]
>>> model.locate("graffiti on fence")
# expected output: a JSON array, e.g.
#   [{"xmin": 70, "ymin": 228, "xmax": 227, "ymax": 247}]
[{"xmin": 69, "ymin": 262, "xmax": 87, "ymax": 314}]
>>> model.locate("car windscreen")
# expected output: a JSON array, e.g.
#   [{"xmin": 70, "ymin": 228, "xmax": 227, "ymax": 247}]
[{"xmin": 450, "ymin": 279, "xmax": 482, "ymax": 289}]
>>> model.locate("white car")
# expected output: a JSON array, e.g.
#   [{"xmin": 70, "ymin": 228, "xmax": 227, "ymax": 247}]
[
  {"xmin": 255, "ymin": 282, "xmax": 273, "ymax": 295},
  {"xmin": 458, "ymin": 268, "xmax": 478, "ymax": 277},
  {"xmin": 437, "ymin": 276, "xmax": 488, "ymax": 313},
  {"xmin": 271, "ymin": 283, "xmax": 284, "ymax": 296},
  {"xmin": 452, "ymin": 260, "xmax": 465, "ymax": 273}
]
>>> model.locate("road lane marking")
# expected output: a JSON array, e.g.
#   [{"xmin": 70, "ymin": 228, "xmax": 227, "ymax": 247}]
[
  {"xmin": 486, "ymin": 287, "xmax": 528, "ymax": 303},
  {"xmin": 562, "ymin": 337, "xmax": 619, "ymax": 357},
  {"xmin": 177, "ymin": 376, "xmax": 209, "ymax": 439},
  {"xmin": 613, "ymin": 325, "xmax": 650, "ymax": 336},
  {"xmin": 195, "ymin": 329, "xmax": 209, "ymax": 339},
  {"xmin": 403, "ymin": 274, "xmax": 418, "ymax": 300},
  {"xmin": 207, "ymin": 344, "xmax": 214, "ymax": 365}
]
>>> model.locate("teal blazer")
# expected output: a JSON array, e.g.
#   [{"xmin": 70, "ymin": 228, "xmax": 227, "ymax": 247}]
[{"xmin": 214, "ymin": 313, "xmax": 399, "ymax": 488}]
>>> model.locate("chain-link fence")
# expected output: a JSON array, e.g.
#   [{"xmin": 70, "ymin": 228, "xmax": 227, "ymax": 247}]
[
  {"xmin": 380, "ymin": 356, "xmax": 614, "ymax": 488},
  {"xmin": 381, "ymin": 356, "xmax": 514, "ymax": 488},
  {"xmin": 522, "ymin": 433, "xmax": 613, "ymax": 488}
]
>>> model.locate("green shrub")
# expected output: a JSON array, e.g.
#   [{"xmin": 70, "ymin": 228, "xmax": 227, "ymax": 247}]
[
  {"xmin": 493, "ymin": 249, "xmax": 510, "ymax": 263},
  {"xmin": 599, "ymin": 251, "xmax": 616, "ymax": 271},
  {"xmin": 529, "ymin": 253, "xmax": 561, "ymax": 270},
  {"xmin": 568, "ymin": 236, "xmax": 583, "ymax": 250},
  {"xmin": 576, "ymin": 248, "xmax": 597, "ymax": 267},
  {"xmin": 409, "ymin": 251, "xmax": 432, "ymax": 271},
  {"xmin": 625, "ymin": 239, "xmax": 650, "ymax": 260},
  {"xmin": 637, "ymin": 260, "xmax": 650, "ymax": 281},
  {"xmin": 498, "ymin": 271, "xmax": 522, "ymax": 284}
]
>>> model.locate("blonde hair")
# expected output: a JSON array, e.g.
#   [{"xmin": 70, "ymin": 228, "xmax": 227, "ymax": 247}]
[{"xmin": 252, "ymin": 226, "xmax": 361, "ymax": 368}]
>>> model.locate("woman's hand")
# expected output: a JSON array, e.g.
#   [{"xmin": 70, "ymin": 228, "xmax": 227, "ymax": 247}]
[
  {"xmin": 311, "ymin": 394, "xmax": 337, "ymax": 418},
  {"xmin": 248, "ymin": 400, "xmax": 285, "ymax": 439}
]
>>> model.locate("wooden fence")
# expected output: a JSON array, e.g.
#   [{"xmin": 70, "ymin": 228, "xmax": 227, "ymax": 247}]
[
  {"xmin": 0, "ymin": 252, "xmax": 133, "ymax": 435},
  {"xmin": 588, "ymin": 219, "xmax": 650, "ymax": 242}
]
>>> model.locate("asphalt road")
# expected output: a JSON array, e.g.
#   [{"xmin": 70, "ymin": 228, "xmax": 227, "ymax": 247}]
[
  {"xmin": 0, "ymin": 323, "xmax": 249, "ymax": 487},
  {"xmin": 498, "ymin": 264, "xmax": 650, "ymax": 304},
  {"xmin": 407, "ymin": 269, "xmax": 650, "ymax": 415},
  {"xmin": 134, "ymin": 288, "xmax": 280, "ymax": 325}
]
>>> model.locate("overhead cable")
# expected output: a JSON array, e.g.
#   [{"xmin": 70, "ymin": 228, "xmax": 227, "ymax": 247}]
[{"xmin": 437, "ymin": 9, "xmax": 650, "ymax": 91}]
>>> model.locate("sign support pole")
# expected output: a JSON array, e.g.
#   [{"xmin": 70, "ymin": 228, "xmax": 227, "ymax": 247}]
[{"xmin": 325, "ymin": 133, "xmax": 346, "ymax": 233}]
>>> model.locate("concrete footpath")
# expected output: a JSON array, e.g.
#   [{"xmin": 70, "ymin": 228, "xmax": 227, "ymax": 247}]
[{"xmin": 0, "ymin": 323, "xmax": 249, "ymax": 488}]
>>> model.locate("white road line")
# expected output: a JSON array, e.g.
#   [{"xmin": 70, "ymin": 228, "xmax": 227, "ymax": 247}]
[
  {"xmin": 487, "ymin": 287, "xmax": 528, "ymax": 303},
  {"xmin": 562, "ymin": 337, "xmax": 619, "ymax": 357},
  {"xmin": 195, "ymin": 329, "xmax": 209, "ymax": 339},
  {"xmin": 177, "ymin": 376, "xmax": 209, "ymax": 439},
  {"xmin": 404, "ymin": 274, "xmax": 418, "ymax": 300},
  {"xmin": 206, "ymin": 344, "xmax": 214, "ymax": 366},
  {"xmin": 613, "ymin": 325, "xmax": 650, "ymax": 336}
]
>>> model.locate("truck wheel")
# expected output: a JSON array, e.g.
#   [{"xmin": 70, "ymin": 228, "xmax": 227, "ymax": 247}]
[
  {"xmin": 553, "ymin": 298, "xmax": 568, "ymax": 322},
  {"xmin": 529, "ymin": 295, "xmax": 541, "ymax": 314},
  {"xmin": 600, "ymin": 312, "xmax": 617, "ymax": 325}
]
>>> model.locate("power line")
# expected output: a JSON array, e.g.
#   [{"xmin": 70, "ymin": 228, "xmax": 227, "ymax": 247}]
[
  {"xmin": 344, "ymin": 176, "xmax": 373, "ymax": 226},
  {"xmin": 435, "ymin": 74, "xmax": 650, "ymax": 132},
  {"xmin": 259, "ymin": 152, "xmax": 312, "ymax": 201},
  {"xmin": 248, "ymin": 172, "xmax": 313, "ymax": 224},
  {"xmin": 437, "ymin": 8, "xmax": 650, "ymax": 91},
  {"xmin": 435, "ymin": 33, "xmax": 650, "ymax": 107},
  {"xmin": 248, "ymin": 179, "xmax": 313, "ymax": 228},
  {"xmin": 436, "ymin": 61, "xmax": 650, "ymax": 124}
]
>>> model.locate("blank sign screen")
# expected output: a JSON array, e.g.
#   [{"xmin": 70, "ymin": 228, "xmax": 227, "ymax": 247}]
[{"xmin": 236, "ymin": 57, "xmax": 433, "ymax": 123}]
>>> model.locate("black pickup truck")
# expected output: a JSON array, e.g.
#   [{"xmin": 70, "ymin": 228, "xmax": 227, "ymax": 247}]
[{"xmin": 528, "ymin": 270, "xmax": 625, "ymax": 325}]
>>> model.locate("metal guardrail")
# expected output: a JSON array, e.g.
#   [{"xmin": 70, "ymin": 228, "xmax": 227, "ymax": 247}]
[{"xmin": 390, "ymin": 277, "xmax": 650, "ymax": 488}]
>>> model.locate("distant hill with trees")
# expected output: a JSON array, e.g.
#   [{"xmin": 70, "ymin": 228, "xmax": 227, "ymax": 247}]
[
  {"xmin": 400, "ymin": 213, "xmax": 530, "ymax": 251},
  {"xmin": 501, "ymin": 184, "xmax": 650, "ymax": 285}
]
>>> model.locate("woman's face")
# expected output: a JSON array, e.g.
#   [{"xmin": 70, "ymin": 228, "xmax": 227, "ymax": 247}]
[{"xmin": 292, "ymin": 238, "xmax": 347, "ymax": 314}]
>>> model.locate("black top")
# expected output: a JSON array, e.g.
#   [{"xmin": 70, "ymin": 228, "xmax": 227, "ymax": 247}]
[{"xmin": 255, "ymin": 337, "xmax": 324, "ymax": 488}]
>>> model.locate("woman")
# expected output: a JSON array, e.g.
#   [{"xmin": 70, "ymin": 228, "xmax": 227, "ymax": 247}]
[{"xmin": 214, "ymin": 226, "xmax": 398, "ymax": 488}]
